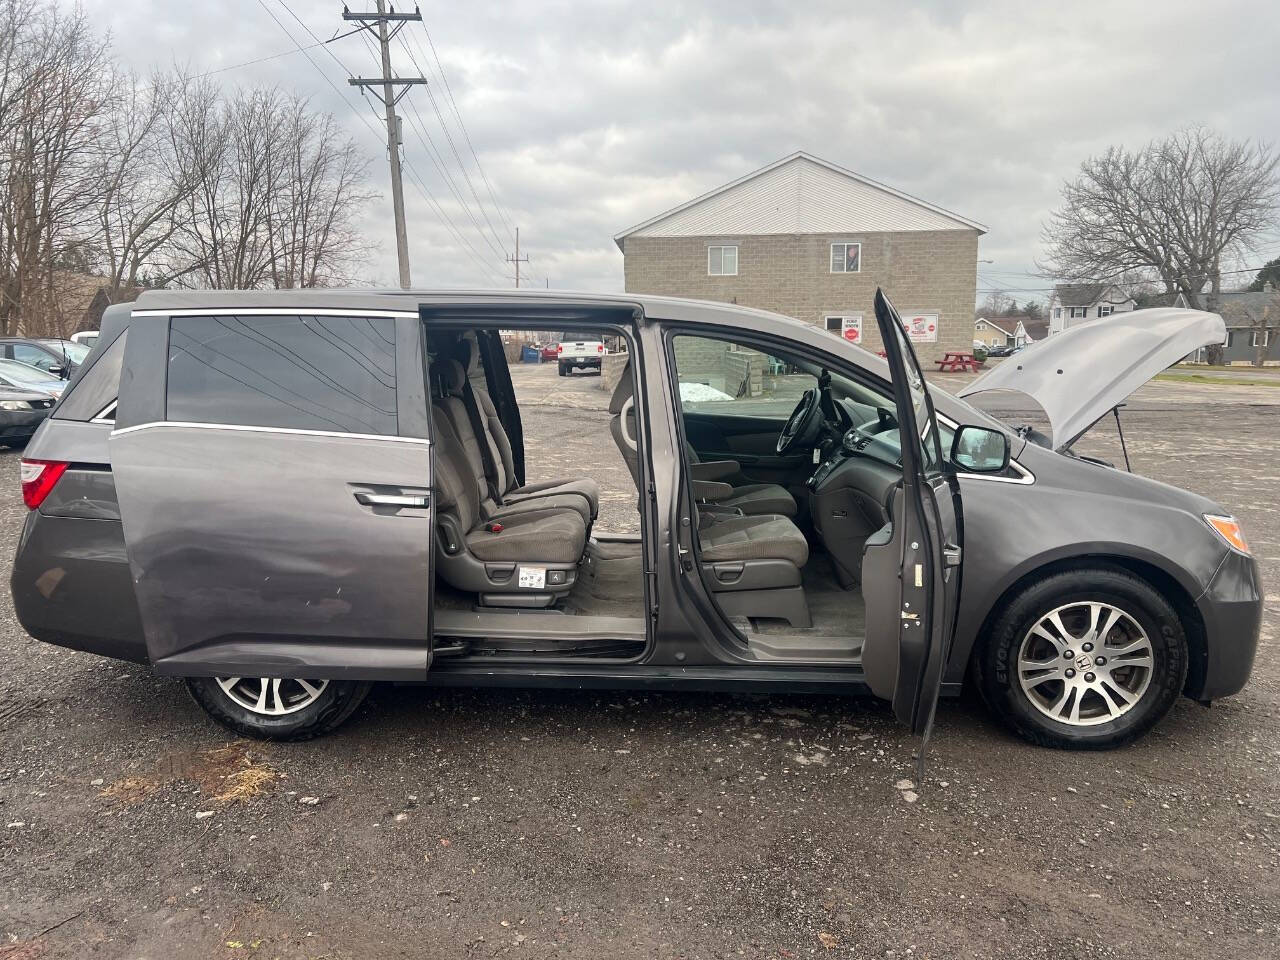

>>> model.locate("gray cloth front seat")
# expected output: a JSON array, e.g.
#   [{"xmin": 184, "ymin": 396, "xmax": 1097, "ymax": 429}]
[
  {"xmin": 685, "ymin": 446, "xmax": 798, "ymax": 518},
  {"xmin": 608, "ymin": 361, "xmax": 797, "ymax": 517},
  {"xmin": 608, "ymin": 361, "xmax": 810, "ymax": 627}
]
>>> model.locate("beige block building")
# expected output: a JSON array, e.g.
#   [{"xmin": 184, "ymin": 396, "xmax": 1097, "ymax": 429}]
[{"xmin": 615, "ymin": 152, "xmax": 985, "ymax": 361}]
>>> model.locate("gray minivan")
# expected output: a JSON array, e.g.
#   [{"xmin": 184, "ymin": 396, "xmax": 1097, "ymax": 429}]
[{"xmin": 10, "ymin": 289, "xmax": 1260, "ymax": 749}]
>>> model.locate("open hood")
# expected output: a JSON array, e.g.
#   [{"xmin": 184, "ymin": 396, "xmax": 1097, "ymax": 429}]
[{"xmin": 958, "ymin": 308, "xmax": 1225, "ymax": 450}]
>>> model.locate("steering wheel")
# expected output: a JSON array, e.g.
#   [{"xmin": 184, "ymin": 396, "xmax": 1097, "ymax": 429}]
[{"xmin": 776, "ymin": 388, "xmax": 823, "ymax": 455}]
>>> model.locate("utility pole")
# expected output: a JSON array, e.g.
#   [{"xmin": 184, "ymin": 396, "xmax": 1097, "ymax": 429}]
[
  {"xmin": 506, "ymin": 227, "xmax": 529, "ymax": 288},
  {"xmin": 344, "ymin": 2, "xmax": 427, "ymax": 289}
]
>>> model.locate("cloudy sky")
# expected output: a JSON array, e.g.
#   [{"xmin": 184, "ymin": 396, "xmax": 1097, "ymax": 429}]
[{"xmin": 83, "ymin": 0, "xmax": 1280, "ymax": 301}]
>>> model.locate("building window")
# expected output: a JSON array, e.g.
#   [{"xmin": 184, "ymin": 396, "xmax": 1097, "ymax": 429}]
[
  {"xmin": 1097, "ymin": 305, "xmax": 1113, "ymax": 318},
  {"xmin": 1253, "ymin": 330, "xmax": 1272, "ymax": 347},
  {"xmin": 1053, "ymin": 307, "xmax": 1062, "ymax": 319},
  {"xmin": 707, "ymin": 245, "xmax": 738, "ymax": 276},
  {"xmin": 1068, "ymin": 307, "xmax": 1088, "ymax": 319},
  {"xmin": 830, "ymin": 242, "xmax": 861, "ymax": 273}
]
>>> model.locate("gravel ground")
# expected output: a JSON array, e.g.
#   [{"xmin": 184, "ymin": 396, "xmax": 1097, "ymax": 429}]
[{"xmin": 0, "ymin": 364, "xmax": 1277, "ymax": 959}]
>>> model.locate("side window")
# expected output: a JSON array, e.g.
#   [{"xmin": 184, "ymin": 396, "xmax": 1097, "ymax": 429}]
[
  {"xmin": 672, "ymin": 334, "xmax": 816, "ymax": 421},
  {"xmin": 166, "ymin": 314, "xmax": 397, "ymax": 435},
  {"xmin": 53, "ymin": 329, "xmax": 128, "ymax": 421},
  {"xmin": 13, "ymin": 343, "xmax": 55, "ymax": 372}
]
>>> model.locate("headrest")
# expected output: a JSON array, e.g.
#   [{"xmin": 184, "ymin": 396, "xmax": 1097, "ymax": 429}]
[
  {"xmin": 607, "ymin": 360, "xmax": 633, "ymax": 414},
  {"xmin": 441, "ymin": 358, "xmax": 467, "ymax": 395}
]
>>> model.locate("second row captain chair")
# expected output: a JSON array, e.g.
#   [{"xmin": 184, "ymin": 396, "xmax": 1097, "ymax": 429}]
[{"xmin": 455, "ymin": 331, "xmax": 600, "ymax": 522}]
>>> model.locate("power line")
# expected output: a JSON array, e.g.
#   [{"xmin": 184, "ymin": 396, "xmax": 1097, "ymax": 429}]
[
  {"xmin": 262, "ymin": 0, "xmax": 504, "ymax": 286},
  {"xmin": 406, "ymin": 22, "xmax": 519, "ymax": 246},
  {"xmin": 399, "ymin": 95, "xmax": 508, "ymax": 263},
  {"xmin": 395, "ymin": 33, "xmax": 510, "ymax": 260},
  {"xmin": 976, "ymin": 258, "xmax": 1280, "ymax": 292}
]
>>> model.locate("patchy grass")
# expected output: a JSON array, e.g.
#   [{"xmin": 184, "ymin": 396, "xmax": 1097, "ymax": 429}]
[
  {"xmin": 100, "ymin": 741, "xmax": 277, "ymax": 807},
  {"xmin": 213, "ymin": 765, "xmax": 277, "ymax": 805},
  {"xmin": 99, "ymin": 775, "xmax": 162, "ymax": 806}
]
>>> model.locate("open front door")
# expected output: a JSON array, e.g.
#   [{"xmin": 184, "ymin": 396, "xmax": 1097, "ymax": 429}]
[
  {"xmin": 861, "ymin": 289, "xmax": 962, "ymax": 737},
  {"xmin": 109, "ymin": 312, "xmax": 434, "ymax": 680}
]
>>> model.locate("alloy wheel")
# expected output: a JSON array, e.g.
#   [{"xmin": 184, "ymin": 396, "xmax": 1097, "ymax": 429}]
[
  {"xmin": 215, "ymin": 677, "xmax": 330, "ymax": 716},
  {"xmin": 1016, "ymin": 601, "xmax": 1154, "ymax": 726}
]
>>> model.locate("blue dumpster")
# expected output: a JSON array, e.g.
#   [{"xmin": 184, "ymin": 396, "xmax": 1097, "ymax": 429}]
[{"xmin": 521, "ymin": 345, "xmax": 541, "ymax": 363}]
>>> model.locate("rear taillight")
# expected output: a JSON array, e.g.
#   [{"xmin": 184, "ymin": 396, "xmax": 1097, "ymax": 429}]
[
  {"xmin": 556, "ymin": 344, "xmax": 563, "ymax": 354},
  {"xmin": 20, "ymin": 459, "xmax": 68, "ymax": 510},
  {"xmin": 597, "ymin": 344, "xmax": 605, "ymax": 353}
]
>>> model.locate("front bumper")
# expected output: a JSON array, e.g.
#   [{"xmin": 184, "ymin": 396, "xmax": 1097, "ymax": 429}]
[{"xmin": 1193, "ymin": 549, "xmax": 1263, "ymax": 700}]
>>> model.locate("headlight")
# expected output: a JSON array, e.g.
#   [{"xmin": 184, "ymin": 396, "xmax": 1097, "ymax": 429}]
[
  {"xmin": 1205, "ymin": 514, "xmax": 1250, "ymax": 555},
  {"xmin": 0, "ymin": 400, "xmax": 32, "ymax": 411}
]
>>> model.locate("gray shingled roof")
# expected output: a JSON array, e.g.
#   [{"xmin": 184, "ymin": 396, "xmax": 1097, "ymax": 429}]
[
  {"xmin": 1052, "ymin": 282, "xmax": 1108, "ymax": 306},
  {"xmin": 1022, "ymin": 317, "xmax": 1050, "ymax": 340},
  {"xmin": 1216, "ymin": 290, "xmax": 1279, "ymax": 328},
  {"xmin": 975, "ymin": 315, "xmax": 1020, "ymax": 336}
]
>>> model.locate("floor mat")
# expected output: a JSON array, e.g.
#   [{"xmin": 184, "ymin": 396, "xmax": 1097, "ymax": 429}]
[{"xmin": 744, "ymin": 551, "xmax": 866, "ymax": 640}]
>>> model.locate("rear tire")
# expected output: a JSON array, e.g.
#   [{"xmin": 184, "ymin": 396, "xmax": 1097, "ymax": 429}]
[
  {"xmin": 558, "ymin": 363, "xmax": 567, "ymax": 376},
  {"xmin": 186, "ymin": 676, "xmax": 373, "ymax": 741},
  {"xmin": 975, "ymin": 566, "xmax": 1187, "ymax": 750}
]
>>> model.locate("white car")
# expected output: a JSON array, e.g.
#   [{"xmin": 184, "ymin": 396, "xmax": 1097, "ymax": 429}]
[{"xmin": 556, "ymin": 339, "xmax": 605, "ymax": 376}]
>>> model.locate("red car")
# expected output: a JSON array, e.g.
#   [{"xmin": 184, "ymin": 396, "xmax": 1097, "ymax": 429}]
[{"xmin": 540, "ymin": 342, "xmax": 559, "ymax": 361}]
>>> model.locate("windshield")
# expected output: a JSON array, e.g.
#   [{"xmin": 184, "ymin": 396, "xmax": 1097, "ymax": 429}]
[{"xmin": 37, "ymin": 340, "xmax": 91, "ymax": 364}]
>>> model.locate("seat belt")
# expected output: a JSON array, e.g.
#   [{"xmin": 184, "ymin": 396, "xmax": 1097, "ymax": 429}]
[{"xmin": 460, "ymin": 381, "xmax": 504, "ymax": 505}]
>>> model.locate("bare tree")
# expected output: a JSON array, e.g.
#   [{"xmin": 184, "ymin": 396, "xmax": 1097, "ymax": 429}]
[
  {"xmin": 266, "ymin": 95, "xmax": 372, "ymax": 288},
  {"xmin": 1242, "ymin": 287, "xmax": 1278, "ymax": 367},
  {"xmin": 1041, "ymin": 127, "xmax": 1280, "ymax": 317},
  {"xmin": 167, "ymin": 83, "xmax": 371, "ymax": 290},
  {"xmin": 977, "ymin": 289, "xmax": 1017, "ymax": 318},
  {"xmin": 0, "ymin": 1, "xmax": 112, "ymax": 336},
  {"xmin": 90, "ymin": 69, "xmax": 201, "ymax": 301}
]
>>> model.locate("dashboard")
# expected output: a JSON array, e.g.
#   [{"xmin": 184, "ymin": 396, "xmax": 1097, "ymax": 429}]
[{"xmin": 806, "ymin": 404, "xmax": 905, "ymax": 588}]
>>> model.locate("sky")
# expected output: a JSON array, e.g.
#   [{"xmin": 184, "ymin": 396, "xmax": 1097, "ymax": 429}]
[{"xmin": 82, "ymin": 0, "xmax": 1280, "ymax": 301}]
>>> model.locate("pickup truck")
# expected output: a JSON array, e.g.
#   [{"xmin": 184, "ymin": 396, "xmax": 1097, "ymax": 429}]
[{"xmin": 557, "ymin": 339, "xmax": 606, "ymax": 376}]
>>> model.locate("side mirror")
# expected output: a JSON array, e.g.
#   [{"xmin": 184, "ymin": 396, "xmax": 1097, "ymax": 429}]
[
  {"xmin": 951, "ymin": 425, "xmax": 1010, "ymax": 473},
  {"xmin": 50, "ymin": 364, "xmax": 68, "ymax": 379}
]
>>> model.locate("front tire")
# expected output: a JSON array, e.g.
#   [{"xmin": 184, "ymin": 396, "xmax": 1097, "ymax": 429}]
[
  {"xmin": 186, "ymin": 676, "xmax": 373, "ymax": 741},
  {"xmin": 975, "ymin": 567, "xmax": 1187, "ymax": 749}
]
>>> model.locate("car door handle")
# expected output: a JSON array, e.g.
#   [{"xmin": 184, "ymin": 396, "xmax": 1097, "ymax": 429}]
[{"xmin": 354, "ymin": 492, "xmax": 430, "ymax": 508}]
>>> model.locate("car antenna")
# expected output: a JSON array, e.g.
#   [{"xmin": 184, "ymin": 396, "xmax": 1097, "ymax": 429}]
[{"xmin": 1111, "ymin": 404, "xmax": 1131, "ymax": 472}]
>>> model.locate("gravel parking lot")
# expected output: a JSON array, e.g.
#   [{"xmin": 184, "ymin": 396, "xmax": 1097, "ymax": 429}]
[{"xmin": 0, "ymin": 362, "xmax": 1276, "ymax": 959}]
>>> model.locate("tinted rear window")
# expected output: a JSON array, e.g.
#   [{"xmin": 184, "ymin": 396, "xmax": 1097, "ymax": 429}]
[{"xmin": 166, "ymin": 315, "xmax": 397, "ymax": 435}]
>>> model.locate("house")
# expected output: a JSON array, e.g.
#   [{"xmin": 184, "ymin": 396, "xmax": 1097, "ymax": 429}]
[
  {"xmin": 1047, "ymin": 283, "xmax": 1136, "ymax": 336},
  {"xmin": 1022, "ymin": 316, "xmax": 1050, "ymax": 342},
  {"xmin": 973, "ymin": 313, "xmax": 1048, "ymax": 348},
  {"xmin": 615, "ymin": 152, "xmax": 986, "ymax": 359},
  {"xmin": 1188, "ymin": 286, "xmax": 1280, "ymax": 365},
  {"xmin": 973, "ymin": 315, "xmax": 1019, "ymax": 347}
]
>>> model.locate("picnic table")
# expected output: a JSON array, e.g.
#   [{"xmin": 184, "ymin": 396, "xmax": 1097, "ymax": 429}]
[{"xmin": 936, "ymin": 351, "xmax": 983, "ymax": 373}]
